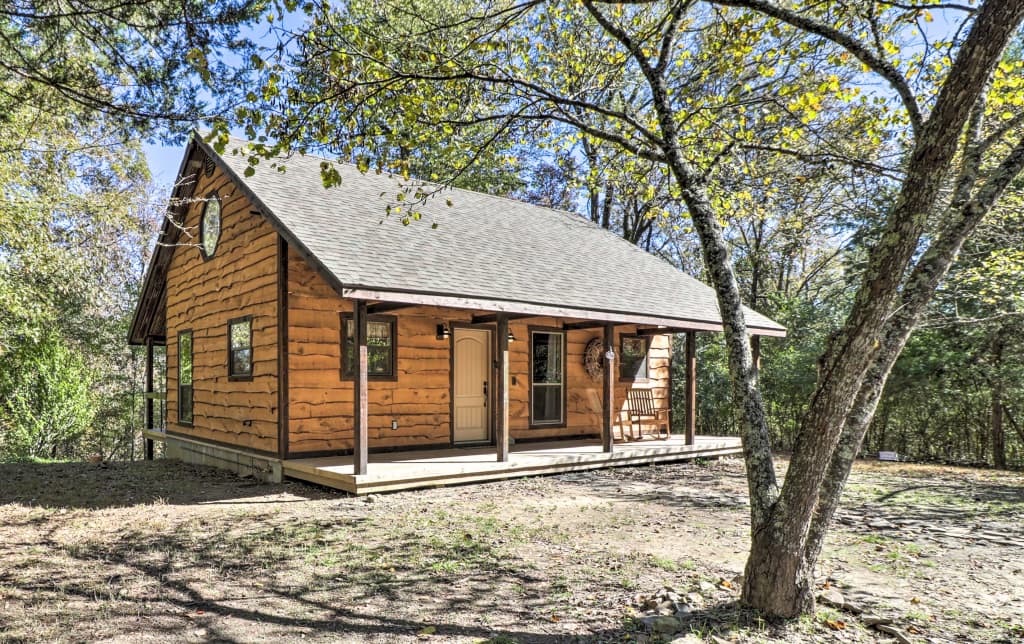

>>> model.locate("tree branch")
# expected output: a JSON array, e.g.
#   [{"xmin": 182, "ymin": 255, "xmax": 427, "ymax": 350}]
[{"xmin": 706, "ymin": 0, "xmax": 924, "ymax": 134}]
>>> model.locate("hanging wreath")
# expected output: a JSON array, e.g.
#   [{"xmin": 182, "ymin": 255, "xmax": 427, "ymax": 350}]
[{"xmin": 584, "ymin": 337, "xmax": 604, "ymax": 381}]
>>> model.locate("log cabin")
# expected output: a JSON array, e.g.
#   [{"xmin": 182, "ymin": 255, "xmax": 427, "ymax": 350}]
[{"xmin": 129, "ymin": 134, "xmax": 785, "ymax": 494}]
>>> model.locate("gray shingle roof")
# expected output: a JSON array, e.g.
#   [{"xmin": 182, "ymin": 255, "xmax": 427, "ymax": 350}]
[{"xmin": 209, "ymin": 136, "xmax": 784, "ymax": 335}]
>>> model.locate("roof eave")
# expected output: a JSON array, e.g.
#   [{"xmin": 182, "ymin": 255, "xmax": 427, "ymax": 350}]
[
  {"xmin": 341, "ymin": 286, "xmax": 787, "ymax": 337},
  {"xmin": 127, "ymin": 135, "xmax": 202, "ymax": 346}
]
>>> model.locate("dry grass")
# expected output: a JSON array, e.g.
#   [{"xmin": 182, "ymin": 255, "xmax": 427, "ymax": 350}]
[{"xmin": 0, "ymin": 457, "xmax": 1021, "ymax": 643}]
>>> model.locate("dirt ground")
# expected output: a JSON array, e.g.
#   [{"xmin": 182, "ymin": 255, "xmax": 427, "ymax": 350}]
[{"xmin": 0, "ymin": 456, "xmax": 1021, "ymax": 643}]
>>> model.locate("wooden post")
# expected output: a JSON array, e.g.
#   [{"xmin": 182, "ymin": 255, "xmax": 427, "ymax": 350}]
[
  {"xmin": 277, "ymin": 236, "xmax": 290, "ymax": 460},
  {"xmin": 144, "ymin": 338, "xmax": 154, "ymax": 461},
  {"xmin": 496, "ymin": 314, "xmax": 510, "ymax": 462},
  {"xmin": 751, "ymin": 334, "xmax": 761, "ymax": 378},
  {"xmin": 685, "ymin": 331, "xmax": 697, "ymax": 446},
  {"xmin": 353, "ymin": 299, "xmax": 369, "ymax": 475},
  {"xmin": 602, "ymin": 323, "xmax": 615, "ymax": 453}
]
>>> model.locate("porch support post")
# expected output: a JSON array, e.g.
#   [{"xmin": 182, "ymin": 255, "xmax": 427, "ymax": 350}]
[
  {"xmin": 495, "ymin": 314, "xmax": 510, "ymax": 462},
  {"xmin": 602, "ymin": 323, "xmax": 615, "ymax": 453},
  {"xmin": 751, "ymin": 334, "xmax": 761, "ymax": 377},
  {"xmin": 685, "ymin": 331, "xmax": 697, "ymax": 446},
  {"xmin": 144, "ymin": 337, "xmax": 154, "ymax": 461},
  {"xmin": 353, "ymin": 299, "xmax": 369, "ymax": 475}
]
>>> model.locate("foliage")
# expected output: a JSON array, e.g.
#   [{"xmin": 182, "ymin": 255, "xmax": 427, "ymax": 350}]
[
  {"xmin": 0, "ymin": 0, "xmax": 265, "ymax": 139},
  {"xmin": 0, "ymin": 101, "xmax": 158, "ymax": 462},
  {"xmin": 870, "ymin": 195, "xmax": 1024, "ymax": 466},
  {"xmin": 0, "ymin": 333, "xmax": 97, "ymax": 461}
]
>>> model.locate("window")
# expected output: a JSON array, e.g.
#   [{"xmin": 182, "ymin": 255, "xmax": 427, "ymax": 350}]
[
  {"xmin": 178, "ymin": 330, "xmax": 193, "ymax": 425},
  {"xmin": 228, "ymin": 317, "xmax": 253, "ymax": 379},
  {"xmin": 620, "ymin": 335, "xmax": 649, "ymax": 381},
  {"xmin": 340, "ymin": 314, "xmax": 396, "ymax": 379},
  {"xmin": 530, "ymin": 329, "xmax": 565, "ymax": 426},
  {"xmin": 199, "ymin": 195, "xmax": 221, "ymax": 258}
]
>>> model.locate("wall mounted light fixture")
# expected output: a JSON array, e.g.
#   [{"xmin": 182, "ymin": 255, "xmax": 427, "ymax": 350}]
[{"xmin": 436, "ymin": 324, "xmax": 451, "ymax": 340}]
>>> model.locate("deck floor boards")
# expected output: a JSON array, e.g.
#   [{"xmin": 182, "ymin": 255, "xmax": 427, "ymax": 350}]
[{"xmin": 282, "ymin": 435, "xmax": 742, "ymax": 494}]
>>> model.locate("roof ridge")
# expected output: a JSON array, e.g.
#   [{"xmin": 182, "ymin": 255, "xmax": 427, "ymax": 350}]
[
  {"xmin": 223, "ymin": 134, "xmax": 583, "ymax": 217},
  {"xmin": 220, "ymin": 135, "xmax": 699, "ymax": 279}
]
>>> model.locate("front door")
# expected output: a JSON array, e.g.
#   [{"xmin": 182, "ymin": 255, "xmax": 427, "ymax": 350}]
[{"xmin": 453, "ymin": 327, "xmax": 491, "ymax": 443}]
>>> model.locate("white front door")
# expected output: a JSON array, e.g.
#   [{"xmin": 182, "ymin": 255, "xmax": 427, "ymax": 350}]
[{"xmin": 453, "ymin": 327, "xmax": 491, "ymax": 443}]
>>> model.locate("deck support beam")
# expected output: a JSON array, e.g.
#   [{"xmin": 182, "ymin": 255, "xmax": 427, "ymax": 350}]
[
  {"xmin": 495, "ymin": 314, "xmax": 510, "ymax": 462},
  {"xmin": 353, "ymin": 299, "xmax": 369, "ymax": 475},
  {"xmin": 144, "ymin": 338, "xmax": 154, "ymax": 461},
  {"xmin": 602, "ymin": 323, "xmax": 615, "ymax": 453},
  {"xmin": 685, "ymin": 331, "xmax": 697, "ymax": 445}
]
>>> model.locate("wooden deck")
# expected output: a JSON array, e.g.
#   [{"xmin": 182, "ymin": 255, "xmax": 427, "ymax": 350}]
[{"xmin": 282, "ymin": 435, "xmax": 742, "ymax": 495}]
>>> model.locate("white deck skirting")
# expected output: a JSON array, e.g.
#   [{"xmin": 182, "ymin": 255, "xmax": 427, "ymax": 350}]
[{"xmin": 282, "ymin": 435, "xmax": 742, "ymax": 495}]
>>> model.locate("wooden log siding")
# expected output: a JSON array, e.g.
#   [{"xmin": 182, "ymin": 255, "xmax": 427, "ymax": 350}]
[
  {"xmin": 285, "ymin": 247, "xmax": 674, "ymax": 454},
  {"xmin": 165, "ymin": 162, "xmax": 280, "ymax": 454}
]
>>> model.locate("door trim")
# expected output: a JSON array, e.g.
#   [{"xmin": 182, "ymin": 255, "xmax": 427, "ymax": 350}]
[{"xmin": 449, "ymin": 322, "xmax": 495, "ymax": 445}]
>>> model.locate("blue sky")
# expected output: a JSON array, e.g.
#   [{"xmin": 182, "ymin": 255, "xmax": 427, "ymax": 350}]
[{"xmin": 143, "ymin": 142, "xmax": 184, "ymax": 186}]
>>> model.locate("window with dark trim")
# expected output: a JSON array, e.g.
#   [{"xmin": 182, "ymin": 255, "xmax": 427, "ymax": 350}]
[
  {"xmin": 340, "ymin": 313, "xmax": 397, "ymax": 380},
  {"xmin": 199, "ymin": 194, "xmax": 221, "ymax": 259},
  {"xmin": 178, "ymin": 330, "xmax": 193, "ymax": 425},
  {"xmin": 530, "ymin": 329, "xmax": 565, "ymax": 426},
  {"xmin": 228, "ymin": 316, "xmax": 253, "ymax": 379},
  {"xmin": 620, "ymin": 334, "xmax": 649, "ymax": 381}
]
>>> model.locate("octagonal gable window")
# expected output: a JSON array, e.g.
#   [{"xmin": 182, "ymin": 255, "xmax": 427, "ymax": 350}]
[{"xmin": 200, "ymin": 195, "xmax": 221, "ymax": 258}]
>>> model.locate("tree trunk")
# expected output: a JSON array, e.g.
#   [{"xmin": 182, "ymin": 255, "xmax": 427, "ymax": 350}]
[
  {"xmin": 601, "ymin": 183, "xmax": 614, "ymax": 229},
  {"xmin": 991, "ymin": 334, "xmax": 1006, "ymax": 469},
  {"xmin": 803, "ymin": 103, "xmax": 1024, "ymax": 571},
  {"xmin": 583, "ymin": 0, "xmax": 1024, "ymax": 619},
  {"xmin": 740, "ymin": 0, "xmax": 1024, "ymax": 615},
  {"xmin": 743, "ymin": 519, "xmax": 814, "ymax": 616}
]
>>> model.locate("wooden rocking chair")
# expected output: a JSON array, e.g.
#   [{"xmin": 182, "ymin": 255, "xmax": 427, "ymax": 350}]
[{"xmin": 620, "ymin": 389, "xmax": 671, "ymax": 441}]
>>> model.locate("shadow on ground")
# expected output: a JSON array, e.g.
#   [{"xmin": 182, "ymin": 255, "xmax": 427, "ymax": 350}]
[
  {"xmin": 0, "ymin": 460, "xmax": 330, "ymax": 509},
  {"xmin": 2, "ymin": 504, "xmax": 611, "ymax": 642}
]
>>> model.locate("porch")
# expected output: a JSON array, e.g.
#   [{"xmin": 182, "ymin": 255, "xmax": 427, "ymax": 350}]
[{"xmin": 282, "ymin": 434, "xmax": 742, "ymax": 495}]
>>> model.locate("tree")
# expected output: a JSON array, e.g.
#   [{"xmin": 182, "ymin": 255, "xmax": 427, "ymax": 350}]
[
  {"xmin": 0, "ymin": 333, "xmax": 97, "ymax": 461},
  {"xmin": 0, "ymin": 99, "xmax": 159, "ymax": 461},
  {"xmin": 0, "ymin": 0, "xmax": 265, "ymax": 140},
  {"xmin": 871, "ymin": 197, "xmax": 1024, "ymax": 467},
  {"xmin": 230, "ymin": 0, "xmax": 1024, "ymax": 617},
  {"xmin": 0, "ymin": 2, "xmax": 267, "ymax": 463}
]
